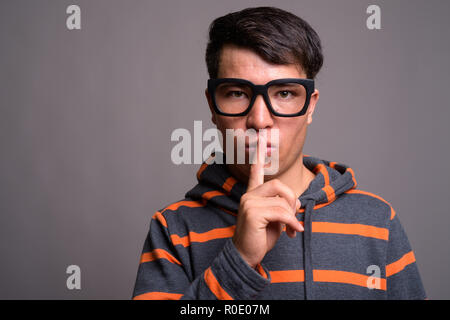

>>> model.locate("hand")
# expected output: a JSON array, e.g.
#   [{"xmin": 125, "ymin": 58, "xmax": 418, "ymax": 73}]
[{"xmin": 232, "ymin": 135, "xmax": 303, "ymax": 269}]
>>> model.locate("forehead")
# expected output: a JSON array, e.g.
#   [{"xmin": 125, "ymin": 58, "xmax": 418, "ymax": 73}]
[{"xmin": 217, "ymin": 44, "xmax": 305, "ymax": 83}]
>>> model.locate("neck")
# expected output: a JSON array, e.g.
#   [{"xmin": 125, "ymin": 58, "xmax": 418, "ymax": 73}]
[{"xmin": 272, "ymin": 153, "xmax": 316, "ymax": 198}]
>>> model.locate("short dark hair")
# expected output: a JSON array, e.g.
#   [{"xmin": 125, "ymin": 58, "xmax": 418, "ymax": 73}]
[{"xmin": 205, "ymin": 6, "xmax": 323, "ymax": 79}]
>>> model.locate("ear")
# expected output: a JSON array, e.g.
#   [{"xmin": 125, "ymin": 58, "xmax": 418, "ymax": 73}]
[
  {"xmin": 306, "ymin": 89, "xmax": 319, "ymax": 125},
  {"xmin": 205, "ymin": 88, "xmax": 217, "ymax": 125}
]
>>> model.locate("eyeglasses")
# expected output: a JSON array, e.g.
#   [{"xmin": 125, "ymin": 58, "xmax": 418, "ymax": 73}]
[{"xmin": 207, "ymin": 78, "xmax": 314, "ymax": 117}]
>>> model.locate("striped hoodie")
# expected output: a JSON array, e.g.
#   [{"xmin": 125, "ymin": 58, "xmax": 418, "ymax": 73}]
[{"xmin": 132, "ymin": 153, "xmax": 426, "ymax": 300}]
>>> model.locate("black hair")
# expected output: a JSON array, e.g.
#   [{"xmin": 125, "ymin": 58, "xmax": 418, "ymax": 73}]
[{"xmin": 205, "ymin": 6, "xmax": 323, "ymax": 79}]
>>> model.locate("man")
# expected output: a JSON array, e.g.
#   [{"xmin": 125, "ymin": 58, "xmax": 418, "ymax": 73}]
[{"xmin": 132, "ymin": 6, "xmax": 426, "ymax": 300}]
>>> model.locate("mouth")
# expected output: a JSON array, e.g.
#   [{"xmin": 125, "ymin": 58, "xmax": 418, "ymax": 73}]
[
  {"xmin": 245, "ymin": 143, "xmax": 277, "ymax": 157},
  {"xmin": 245, "ymin": 137, "xmax": 277, "ymax": 148}
]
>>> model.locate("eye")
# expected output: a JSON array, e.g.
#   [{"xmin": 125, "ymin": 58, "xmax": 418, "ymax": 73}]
[
  {"xmin": 227, "ymin": 91, "xmax": 247, "ymax": 98},
  {"xmin": 278, "ymin": 90, "xmax": 292, "ymax": 98}
]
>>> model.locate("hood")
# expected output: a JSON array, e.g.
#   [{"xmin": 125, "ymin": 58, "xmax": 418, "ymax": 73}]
[
  {"xmin": 185, "ymin": 151, "xmax": 358, "ymax": 299},
  {"xmin": 186, "ymin": 152, "xmax": 357, "ymax": 211}
]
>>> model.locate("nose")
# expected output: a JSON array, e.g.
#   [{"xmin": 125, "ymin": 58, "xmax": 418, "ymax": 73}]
[{"xmin": 246, "ymin": 94, "xmax": 274, "ymax": 130}]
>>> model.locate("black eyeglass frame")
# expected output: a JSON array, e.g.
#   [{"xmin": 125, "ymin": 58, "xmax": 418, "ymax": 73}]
[{"xmin": 207, "ymin": 78, "xmax": 315, "ymax": 117}]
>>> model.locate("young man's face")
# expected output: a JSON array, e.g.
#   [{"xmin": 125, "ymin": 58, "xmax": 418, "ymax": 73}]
[{"xmin": 205, "ymin": 44, "xmax": 319, "ymax": 181}]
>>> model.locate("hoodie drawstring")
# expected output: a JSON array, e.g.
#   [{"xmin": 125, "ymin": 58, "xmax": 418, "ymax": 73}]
[{"xmin": 302, "ymin": 199, "xmax": 316, "ymax": 300}]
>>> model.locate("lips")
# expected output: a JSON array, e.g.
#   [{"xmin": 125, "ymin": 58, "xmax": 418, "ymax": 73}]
[
  {"xmin": 245, "ymin": 141, "xmax": 276, "ymax": 148},
  {"xmin": 234, "ymin": 132, "xmax": 279, "ymax": 159},
  {"xmin": 244, "ymin": 143, "xmax": 277, "ymax": 158}
]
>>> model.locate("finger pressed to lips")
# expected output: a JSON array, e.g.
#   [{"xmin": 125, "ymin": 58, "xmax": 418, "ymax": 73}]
[{"xmin": 247, "ymin": 135, "xmax": 267, "ymax": 190}]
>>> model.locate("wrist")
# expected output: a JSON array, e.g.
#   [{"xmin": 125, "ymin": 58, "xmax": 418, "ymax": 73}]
[{"xmin": 232, "ymin": 238, "xmax": 259, "ymax": 269}]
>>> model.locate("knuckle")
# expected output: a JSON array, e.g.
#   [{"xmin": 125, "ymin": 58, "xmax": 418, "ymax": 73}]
[
  {"xmin": 240, "ymin": 194, "xmax": 253, "ymax": 207},
  {"xmin": 288, "ymin": 189, "xmax": 296, "ymax": 201},
  {"xmin": 273, "ymin": 206, "xmax": 287, "ymax": 216},
  {"xmin": 240, "ymin": 193, "xmax": 249, "ymax": 202},
  {"xmin": 271, "ymin": 178, "xmax": 281, "ymax": 188},
  {"xmin": 274, "ymin": 190, "xmax": 294, "ymax": 208},
  {"xmin": 241, "ymin": 200, "xmax": 252, "ymax": 213},
  {"xmin": 291, "ymin": 190, "xmax": 297, "ymax": 205}
]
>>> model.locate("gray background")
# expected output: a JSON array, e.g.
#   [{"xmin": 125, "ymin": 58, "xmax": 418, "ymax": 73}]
[{"xmin": 0, "ymin": 0, "xmax": 449, "ymax": 299}]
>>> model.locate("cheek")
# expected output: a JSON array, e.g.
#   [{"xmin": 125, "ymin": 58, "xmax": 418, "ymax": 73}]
[
  {"xmin": 215, "ymin": 117, "xmax": 249, "ymax": 136},
  {"xmin": 214, "ymin": 117, "xmax": 247, "ymax": 149},
  {"xmin": 278, "ymin": 119, "xmax": 308, "ymax": 152}
]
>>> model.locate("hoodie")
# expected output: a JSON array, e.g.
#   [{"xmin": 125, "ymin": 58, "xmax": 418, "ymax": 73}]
[{"xmin": 132, "ymin": 153, "xmax": 426, "ymax": 300}]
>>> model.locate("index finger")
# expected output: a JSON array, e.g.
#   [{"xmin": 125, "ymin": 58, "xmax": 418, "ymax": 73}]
[{"xmin": 247, "ymin": 134, "xmax": 267, "ymax": 191}]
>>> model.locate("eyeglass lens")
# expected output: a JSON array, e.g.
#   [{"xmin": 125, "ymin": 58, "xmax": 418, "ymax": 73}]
[{"xmin": 215, "ymin": 82, "xmax": 307, "ymax": 115}]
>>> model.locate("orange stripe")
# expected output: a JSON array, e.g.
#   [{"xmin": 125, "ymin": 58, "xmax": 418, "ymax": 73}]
[
  {"xmin": 281, "ymin": 219, "xmax": 387, "ymax": 241},
  {"xmin": 313, "ymin": 163, "xmax": 335, "ymax": 202},
  {"xmin": 390, "ymin": 206, "xmax": 396, "ymax": 220},
  {"xmin": 312, "ymin": 163, "xmax": 320, "ymax": 174},
  {"xmin": 312, "ymin": 221, "xmax": 389, "ymax": 240},
  {"xmin": 386, "ymin": 251, "xmax": 416, "ymax": 277},
  {"xmin": 322, "ymin": 165, "xmax": 330, "ymax": 186},
  {"xmin": 197, "ymin": 163, "xmax": 208, "ymax": 180},
  {"xmin": 203, "ymin": 190, "xmax": 226, "ymax": 200},
  {"xmin": 313, "ymin": 163, "xmax": 330, "ymax": 186},
  {"xmin": 345, "ymin": 189, "xmax": 394, "ymax": 219},
  {"xmin": 269, "ymin": 269, "xmax": 386, "ymax": 290},
  {"xmin": 156, "ymin": 195, "xmax": 237, "ymax": 240},
  {"xmin": 140, "ymin": 249, "xmax": 181, "ymax": 266},
  {"xmin": 299, "ymin": 163, "xmax": 337, "ymax": 209},
  {"xmin": 159, "ymin": 191, "xmax": 235, "ymax": 219},
  {"xmin": 256, "ymin": 264, "xmax": 269, "ymax": 279},
  {"xmin": 133, "ymin": 292, "xmax": 183, "ymax": 300},
  {"xmin": 152, "ymin": 211, "xmax": 167, "ymax": 228},
  {"xmin": 222, "ymin": 177, "xmax": 237, "ymax": 194},
  {"xmin": 171, "ymin": 225, "xmax": 235, "ymax": 247},
  {"xmin": 204, "ymin": 267, "xmax": 233, "ymax": 300},
  {"xmin": 297, "ymin": 201, "xmax": 330, "ymax": 213},
  {"xmin": 314, "ymin": 270, "xmax": 386, "ymax": 290},
  {"xmin": 270, "ymin": 270, "xmax": 305, "ymax": 283},
  {"xmin": 161, "ymin": 200, "xmax": 205, "ymax": 214},
  {"xmin": 322, "ymin": 184, "xmax": 336, "ymax": 203},
  {"xmin": 218, "ymin": 206, "xmax": 237, "ymax": 217}
]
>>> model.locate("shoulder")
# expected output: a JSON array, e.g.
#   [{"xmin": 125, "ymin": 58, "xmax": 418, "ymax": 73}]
[
  {"xmin": 149, "ymin": 197, "xmax": 235, "ymax": 233},
  {"xmin": 149, "ymin": 198, "xmax": 207, "ymax": 228},
  {"xmin": 341, "ymin": 188, "xmax": 397, "ymax": 222}
]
